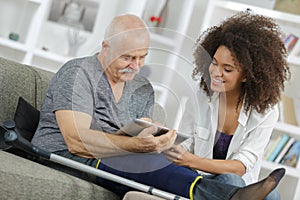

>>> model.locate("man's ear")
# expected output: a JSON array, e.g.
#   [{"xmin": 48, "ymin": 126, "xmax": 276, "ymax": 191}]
[{"xmin": 102, "ymin": 40, "xmax": 109, "ymax": 50}]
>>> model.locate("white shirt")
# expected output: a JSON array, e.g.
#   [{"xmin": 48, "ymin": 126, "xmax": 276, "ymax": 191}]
[{"xmin": 179, "ymin": 90, "xmax": 278, "ymax": 185}]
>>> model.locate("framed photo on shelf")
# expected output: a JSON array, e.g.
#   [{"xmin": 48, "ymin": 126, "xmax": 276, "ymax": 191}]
[{"xmin": 48, "ymin": 0, "xmax": 99, "ymax": 32}]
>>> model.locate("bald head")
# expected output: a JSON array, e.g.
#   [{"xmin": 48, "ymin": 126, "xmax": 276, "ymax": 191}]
[
  {"xmin": 105, "ymin": 14, "xmax": 149, "ymax": 39},
  {"xmin": 104, "ymin": 14, "xmax": 150, "ymax": 51}
]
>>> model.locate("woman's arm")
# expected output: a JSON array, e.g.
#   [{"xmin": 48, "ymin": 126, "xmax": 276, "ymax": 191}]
[{"xmin": 165, "ymin": 145, "xmax": 246, "ymax": 176}]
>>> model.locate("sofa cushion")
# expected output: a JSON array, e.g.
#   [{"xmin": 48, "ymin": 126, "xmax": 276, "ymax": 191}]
[
  {"xmin": 14, "ymin": 96, "xmax": 40, "ymax": 142},
  {"xmin": 0, "ymin": 150, "xmax": 121, "ymax": 200}
]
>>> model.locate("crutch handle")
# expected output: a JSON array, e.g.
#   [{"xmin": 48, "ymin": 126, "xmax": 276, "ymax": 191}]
[{"xmin": 3, "ymin": 120, "xmax": 51, "ymax": 159}]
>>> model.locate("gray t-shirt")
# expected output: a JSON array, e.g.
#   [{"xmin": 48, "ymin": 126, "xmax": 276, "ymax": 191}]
[{"xmin": 31, "ymin": 54, "xmax": 154, "ymax": 152}]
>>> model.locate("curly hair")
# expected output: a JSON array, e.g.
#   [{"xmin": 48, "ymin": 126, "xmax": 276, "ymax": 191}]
[{"xmin": 193, "ymin": 10, "xmax": 290, "ymax": 114}]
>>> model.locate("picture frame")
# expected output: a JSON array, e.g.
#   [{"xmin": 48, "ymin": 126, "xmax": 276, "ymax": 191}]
[{"xmin": 48, "ymin": 0, "xmax": 99, "ymax": 32}]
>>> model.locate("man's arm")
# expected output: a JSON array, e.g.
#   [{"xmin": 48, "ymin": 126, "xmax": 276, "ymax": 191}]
[{"xmin": 55, "ymin": 110, "xmax": 177, "ymax": 158}]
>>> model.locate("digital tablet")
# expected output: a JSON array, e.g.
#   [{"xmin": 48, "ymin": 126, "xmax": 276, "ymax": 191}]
[{"xmin": 120, "ymin": 119, "xmax": 190, "ymax": 144}]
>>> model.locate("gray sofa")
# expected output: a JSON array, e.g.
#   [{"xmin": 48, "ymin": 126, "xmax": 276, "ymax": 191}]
[{"xmin": 0, "ymin": 57, "xmax": 120, "ymax": 200}]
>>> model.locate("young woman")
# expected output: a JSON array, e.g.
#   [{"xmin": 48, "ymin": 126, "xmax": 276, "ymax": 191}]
[{"xmin": 165, "ymin": 10, "xmax": 290, "ymax": 200}]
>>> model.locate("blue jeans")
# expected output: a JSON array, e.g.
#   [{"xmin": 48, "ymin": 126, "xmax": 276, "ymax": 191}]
[{"xmin": 203, "ymin": 173, "xmax": 280, "ymax": 200}]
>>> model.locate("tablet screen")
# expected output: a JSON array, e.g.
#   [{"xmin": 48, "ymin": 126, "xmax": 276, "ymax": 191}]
[{"xmin": 120, "ymin": 119, "xmax": 190, "ymax": 144}]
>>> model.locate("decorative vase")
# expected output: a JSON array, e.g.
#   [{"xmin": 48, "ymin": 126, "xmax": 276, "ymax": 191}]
[
  {"xmin": 67, "ymin": 28, "xmax": 86, "ymax": 57},
  {"xmin": 142, "ymin": 0, "xmax": 169, "ymax": 34},
  {"xmin": 156, "ymin": 0, "xmax": 169, "ymax": 34},
  {"xmin": 57, "ymin": 0, "xmax": 87, "ymax": 56}
]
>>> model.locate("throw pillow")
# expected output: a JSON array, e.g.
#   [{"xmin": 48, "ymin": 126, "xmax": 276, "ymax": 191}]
[{"xmin": 13, "ymin": 96, "xmax": 40, "ymax": 142}]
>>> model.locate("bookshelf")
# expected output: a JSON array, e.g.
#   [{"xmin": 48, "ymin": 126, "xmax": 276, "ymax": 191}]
[{"xmin": 202, "ymin": 1, "xmax": 300, "ymax": 199}]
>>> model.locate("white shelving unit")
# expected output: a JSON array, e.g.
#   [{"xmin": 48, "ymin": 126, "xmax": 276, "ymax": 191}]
[
  {"xmin": 202, "ymin": 1, "xmax": 300, "ymax": 199},
  {"xmin": 0, "ymin": 0, "xmax": 109, "ymax": 72},
  {"xmin": 0, "ymin": 0, "xmax": 197, "ymax": 127}
]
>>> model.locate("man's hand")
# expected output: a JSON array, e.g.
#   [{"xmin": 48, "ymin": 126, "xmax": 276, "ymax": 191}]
[
  {"xmin": 135, "ymin": 118, "xmax": 177, "ymax": 153},
  {"xmin": 131, "ymin": 127, "xmax": 177, "ymax": 153},
  {"xmin": 136, "ymin": 124, "xmax": 157, "ymax": 137}
]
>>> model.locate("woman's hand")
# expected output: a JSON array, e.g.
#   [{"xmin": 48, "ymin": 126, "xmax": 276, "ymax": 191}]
[{"xmin": 164, "ymin": 144, "xmax": 195, "ymax": 167}]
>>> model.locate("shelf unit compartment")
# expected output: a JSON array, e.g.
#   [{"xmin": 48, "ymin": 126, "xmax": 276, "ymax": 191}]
[
  {"xmin": 0, "ymin": 45, "xmax": 26, "ymax": 63},
  {"xmin": 31, "ymin": 55, "xmax": 64, "ymax": 73},
  {"xmin": 36, "ymin": 21, "xmax": 92, "ymax": 57},
  {"xmin": 275, "ymin": 20, "xmax": 300, "ymax": 60},
  {"xmin": 33, "ymin": 49, "xmax": 72, "ymax": 65},
  {"xmin": 282, "ymin": 65, "xmax": 300, "ymax": 126},
  {"xmin": 142, "ymin": 0, "xmax": 195, "ymax": 40},
  {"xmin": 272, "ymin": 126, "xmax": 300, "ymax": 142},
  {"xmin": 48, "ymin": 0, "xmax": 100, "ymax": 33},
  {"xmin": 0, "ymin": 37, "xmax": 27, "ymax": 52},
  {"xmin": 0, "ymin": 0, "xmax": 40, "ymax": 44},
  {"xmin": 201, "ymin": 1, "xmax": 250, "ymax": 31}
]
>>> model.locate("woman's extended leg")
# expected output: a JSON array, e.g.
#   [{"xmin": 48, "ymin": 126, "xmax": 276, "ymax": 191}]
[
  {"xmin": 193, "ymin": 168, "xmax": 285, "ymax": 200},
  {"xmin": 205, "ymin": 173, "xmax": 281, "ymax": 200},
  {"xmin": 230, "ymin": 168, "xmax": 285, "ymax": 200}
]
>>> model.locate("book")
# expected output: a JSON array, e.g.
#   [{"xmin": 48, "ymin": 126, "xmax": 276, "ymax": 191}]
[
  {"xmin": 284, "ymin": 33, "xmax": 299, "ymax": 53},
  {"xmin": 280, "ymin": 140, "xmax": 300, "ymax": 168},
  {"xmin": 274, "ymin": 137, "xmax": 295, "ymax": 163},
  {"xmin": 264, "ymin": 135, "xmax": 282, "ymax": 160},
  {"xmin": 267, "ymin": 134, "xmax": 290, "ymax": 161},
  {"xmin": 292, "ymin": 38, "xmax": 300, "ymax": 57},
  {"xmin": 297, "ymin": 153, "xmax": 300, "ymax": 170}
]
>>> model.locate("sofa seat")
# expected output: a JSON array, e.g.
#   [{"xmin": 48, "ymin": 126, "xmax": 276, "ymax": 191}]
[{"xmin": 0, "ymin": 150, "xmax": 120, "ymax": 200}]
